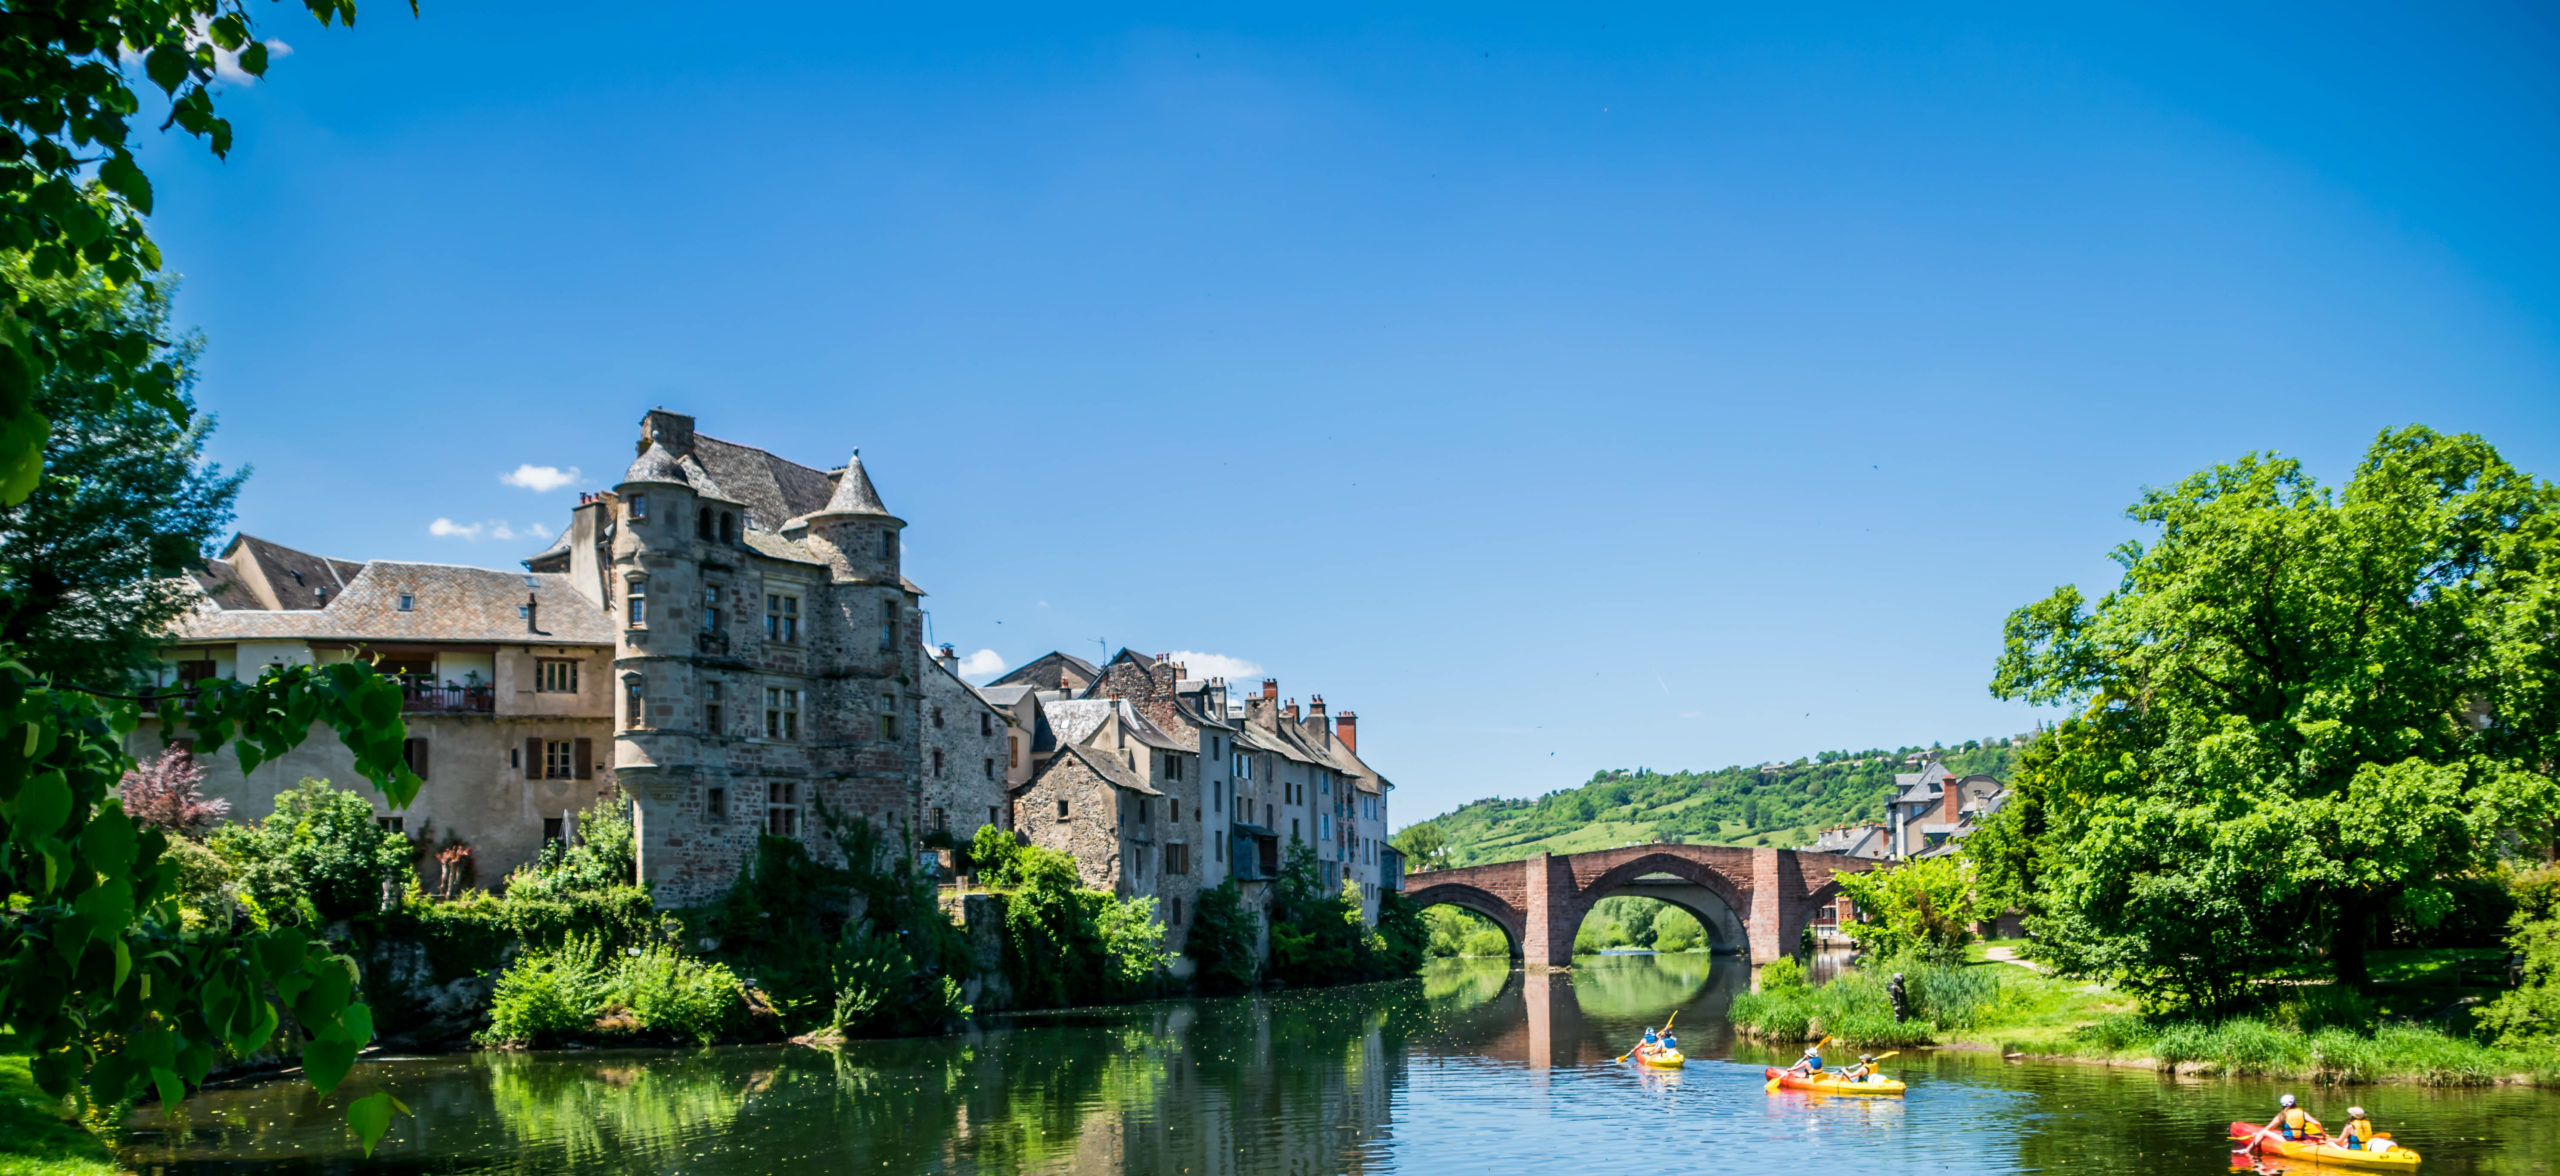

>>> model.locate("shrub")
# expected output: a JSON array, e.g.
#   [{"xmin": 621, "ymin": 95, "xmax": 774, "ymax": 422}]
[
  {"xmin": 117, "ymin": 746, "xmax": 227, "ymax": 835},
  {"xmin": 1758, "ymin": 956, "xmax": 1807, "ymax": 991},
  {"xmin": 479, "ymin": 935, "xmax": 747, "ymax": 1047},
  {"xmin": 503, "ymin": 793, "xmax": 637, "ymax": 901},
  {"xmin": 2476, "ymin": 864, "xmax": 2560, "ymax": 1048},
  {"xmin": 210, "ymin": 776, "xmax": 414, "ymax": 921},
  {"xmin": 1460, "ymin": 928, "xmax": 1509, "ymax": 958}
]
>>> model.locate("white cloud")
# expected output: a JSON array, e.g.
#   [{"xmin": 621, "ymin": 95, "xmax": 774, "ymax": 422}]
[
  {"xmin": 956, "ymin": 649, "xmax": 1008, "ymax": 680},
  {"xmin": 430, "ymin": 518, "xmax": 551, "ymax": 542},
  {"xmin": 500, "ymin": 464, "xmax": 581, "ymax": 492},
  {"xmin": 1162, "ymin": 650, "xmax": 1263, "ymax": 682}
]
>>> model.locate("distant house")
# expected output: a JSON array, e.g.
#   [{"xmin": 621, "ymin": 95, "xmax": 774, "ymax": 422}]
[
  {"xmin": 1887, "ymin": 760, "xmax": 2005, "ymax": 860},
  {"xmin": 1808, "ymin": 822, "xmax": 1889, "ymax": 861}
]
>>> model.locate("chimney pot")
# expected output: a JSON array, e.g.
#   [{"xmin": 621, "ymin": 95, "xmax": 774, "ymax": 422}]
[
  {"xmin": 1335, "ymin": 709, "xmax": 1358, "ymax": 753},
  {"xmin": 1261, "ymin": 678, "xmax": 1278, "ymax": 701}
]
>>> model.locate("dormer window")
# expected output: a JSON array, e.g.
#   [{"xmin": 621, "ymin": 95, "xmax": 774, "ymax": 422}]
[
  {"xmin": 720, "ymin": 513, "xmax": 736, "ymax": 543},
  {"xmin": 397, "ymin": 594, "xmax": 415, "ymax": 612},
  {"xmin": 629, "ymin": 494, "xmax": 649, "ymax": 521}
]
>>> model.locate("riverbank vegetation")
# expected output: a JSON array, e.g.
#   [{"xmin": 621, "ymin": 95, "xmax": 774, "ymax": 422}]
[{"xmin": 1407, "ymin": 742, "xmax": 2021, "ymax": 866}]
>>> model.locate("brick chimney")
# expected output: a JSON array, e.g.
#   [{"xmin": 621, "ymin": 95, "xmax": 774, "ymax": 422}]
[
  {"xmin": 1335, "ymin": 709, "xmax": 1357, "ymax": 753},
  {"xmin": 1308, "ymin": 695, "xmax": 1326, "ymax": 721},
  {"xmin": 1941, "ymin": 779, "xmax": 1962, "ymax": 825},
  {"xmin": 1283, "ymin": 697, "xmax": 1300, "ymax": 721},
  {"xmin": 937, "ymin": 643, "xmax": 959, "ymax": 674},
  {"xmin": 1261, "ymin": 678, "xmax": 1278, "ymax": 701}
]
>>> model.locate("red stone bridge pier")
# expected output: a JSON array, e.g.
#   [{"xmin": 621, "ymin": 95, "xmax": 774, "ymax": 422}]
[{"xmin": 1401, "ymin": 844, "xmax": 1873, "ymax": 966}]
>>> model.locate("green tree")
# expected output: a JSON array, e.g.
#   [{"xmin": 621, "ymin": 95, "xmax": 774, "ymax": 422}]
[
  {"xmin": 1389, "ymin": 821, "xmax": 1450, "ymax": 872},
  {"xmin": 210, "ymin": 777, "xmax": 415, "ymax": 922},
  {"xmin": 2475, "ymin": 865, "xmax": 2560, "ymax": 1047},
  {"xmin": 1184, "ymin": 880, "xmax": 1261, "ymax": 993},
  {"xmin": 1835, "ymin": 856, "xmax": 1979, "ymax": 963},
  {"xmin": 1984, "ymin": 428, "xmax": 2560, "ymax": 1011},
  {"xmin": 0, "ymin": 264, "xmax": 241, "ymax": 687},
  {"xmin": 0, "ymin": 2, "xmax": 417, "ymax": 1151}
]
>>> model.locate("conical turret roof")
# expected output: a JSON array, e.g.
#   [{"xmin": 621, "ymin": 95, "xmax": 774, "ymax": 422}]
[
  {"xmin": 811, "ymin": 449, "xmax": 892, "ymax": 518},
  {"xmin": 620, "ymin": 443, "xmax": 689, "ymax": 489}
]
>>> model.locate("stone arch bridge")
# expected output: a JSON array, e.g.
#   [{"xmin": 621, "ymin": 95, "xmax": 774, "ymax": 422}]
[{"xmin": 1402, "ymin": 845, "xmax": 1876, "ymax": 966}]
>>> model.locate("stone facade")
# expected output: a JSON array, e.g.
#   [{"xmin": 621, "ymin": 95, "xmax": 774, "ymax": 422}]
[
  {"xmin": 1402, "ymin": 845, "xmax": 1876, "ymax": 966},
  {"xmin": 919, "ymin": 644, "xmax": 1011, "ymax": 844}
]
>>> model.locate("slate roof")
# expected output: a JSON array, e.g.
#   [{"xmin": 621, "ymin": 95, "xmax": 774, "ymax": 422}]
[
  {"xmin": 621, "ymin": 443, "xmax": 691, "ymax": 489},
  {"xmin": 1039, "ymin": 698, "xmax": 1190, "ymax": 753},
  {"xmin": 989, "ymin": 652, "xmax": 1102, "ymax": 691},
  {"xmin": 807, "ymin": 450, "xmax": 892, "ymax": 519},
  {"xmin": 173, "ymin": 561, "xmax": 615, "ymax": 646},
  {"xmin": 1035, "ymin": 740, "xmax": 1160, "ymax": 796},
  {"xmin": 207, "ymin": 535, "xmax": 363, "ymax": 611},
  {"xmin": 975, "ymin": 683, "xmax": 1038, "ymax": 708},
  {"xmin": 1893, "ymin": 762, "xmax": 1953, "ymax": 804},
  {"xmin": 742, "ymin": 530, "xmax": 826, "ymax": 567},
  {"xmin": 691, "ymin": 433, "xmax": 840, "ymax": 532}
]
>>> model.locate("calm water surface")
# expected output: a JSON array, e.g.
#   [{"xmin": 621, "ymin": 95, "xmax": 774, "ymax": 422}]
[{"xmin": 120, "ymin": 956, "xmax": 2559, "ymax": 1175}]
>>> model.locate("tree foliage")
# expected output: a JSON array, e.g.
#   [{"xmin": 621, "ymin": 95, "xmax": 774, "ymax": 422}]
[
  {"xmin": 115, "ymin": 744, "xmax": 223, "ymax": 835},
  {"xmin": 2475, "ymin": 866, "xmax": 2560, "ymax": 1048},
  {"xmin": 1835, "ymin": 856, "xmax": 1980, "ymax": 963},
  {"xmin": 0, "ymin": 263, "xmax": 240, "ymax": 687},
  {"xmin": 1979, "ymin": 428, "xmax": 2560, "ymax": 1012},
  {"xmin": 210, "ymin": 777, "xmax": 414, "ymax": 922}
]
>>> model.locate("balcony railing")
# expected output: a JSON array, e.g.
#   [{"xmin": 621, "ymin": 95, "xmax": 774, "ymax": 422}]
[{"xmin": 403, "ymin": 684, "xmax": 494, "ymax": 714}]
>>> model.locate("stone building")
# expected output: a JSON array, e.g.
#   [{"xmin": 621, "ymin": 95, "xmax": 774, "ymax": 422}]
[
  {"xmin": 135, "ymin": 534, "xmax": 620, "ymax": 884},
  {"xmin": 1886, "ymin": 760, "xmax": 2004, "ymax": 859},
  {"xmin": 522, "ymin": 410, "xmax": 929, "ymax": 906},
  {"xmin": 919, "ymin": 643, "xmax": 1011, "ymax": 846},
  {"xmin": 1017, "ymin": 692, "xmax": 1206, "ymax": 939}
]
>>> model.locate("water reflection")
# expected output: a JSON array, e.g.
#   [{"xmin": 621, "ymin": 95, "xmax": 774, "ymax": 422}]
[{"xmin": 120, "ymin": 957, "xmax": 2558, "ymax": 1176}]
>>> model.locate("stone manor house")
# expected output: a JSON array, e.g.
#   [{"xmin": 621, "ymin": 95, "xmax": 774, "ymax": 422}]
[{"xmin": 137, "ymin": 410, "xmax": 1400, "ymax": 957}]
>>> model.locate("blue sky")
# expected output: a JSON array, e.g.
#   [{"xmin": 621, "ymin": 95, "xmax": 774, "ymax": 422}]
[{"xmin": 135, "ymin": 2, "xmax": 2560, "ymax": 826}]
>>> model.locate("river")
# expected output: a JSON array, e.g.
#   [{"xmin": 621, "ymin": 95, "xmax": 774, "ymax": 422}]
[{"xmin": 118, "ymin": 955, "xmax": 2558, "ymax": 1175}]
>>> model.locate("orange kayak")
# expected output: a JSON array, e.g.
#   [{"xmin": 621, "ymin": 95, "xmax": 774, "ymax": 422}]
[
  {"xmin": 2229, "ymin": 1122, "xmax": 2420, "ymax": 1169},
  {"xmin": 1763, "ymin": 1066, "xmax": 1906, "ymax": 1096}
]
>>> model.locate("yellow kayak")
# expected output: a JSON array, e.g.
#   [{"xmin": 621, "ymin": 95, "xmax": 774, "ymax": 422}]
[
  {"xmin": 1634, "ymin": 1047, "xmax": 1685, "ymax": 1069},
  {"xmin": 2230, "ymin": 1123, "xmax": 2420, "ymax": 1169},
  {"xmin": 1764, "ymin": 1067, "xmax": 1906, "ymax": 1096}
]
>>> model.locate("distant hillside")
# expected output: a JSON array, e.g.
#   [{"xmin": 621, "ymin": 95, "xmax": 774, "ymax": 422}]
[{"xmin": 1417, "ymin": 739, "xmax": 2026, "ymax": 867}]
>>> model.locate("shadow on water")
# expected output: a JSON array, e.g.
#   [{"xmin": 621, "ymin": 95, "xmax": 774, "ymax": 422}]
[{"xmin": 119, "ymin": 955, "xmax": 2558, "ymax": 1176}]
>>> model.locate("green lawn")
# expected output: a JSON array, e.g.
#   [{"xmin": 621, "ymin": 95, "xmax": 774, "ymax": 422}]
[{"xmin": 0, "ymin": 1055, "xmax": 122, "ymax": 1176}]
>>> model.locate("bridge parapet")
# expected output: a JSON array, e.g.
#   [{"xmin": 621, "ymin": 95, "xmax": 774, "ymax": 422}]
[{"xmin": 1402, "ymin": 843, "xmax": 1876, "ymax": 966}]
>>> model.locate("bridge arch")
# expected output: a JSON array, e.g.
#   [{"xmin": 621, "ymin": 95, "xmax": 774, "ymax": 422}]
[
  {"xmin": 1403, "ymin": 881, "xmax": 1526, "ymax": 959},
  {"xmin": 1571, "ymin": 852, "xmax": 1751, "ymax": 955},
  {"xmin": 1399, "ymin": 845, "xmax": 1876, "ymax": 967}
]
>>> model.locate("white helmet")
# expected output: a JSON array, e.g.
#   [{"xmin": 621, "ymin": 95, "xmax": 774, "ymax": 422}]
[
  {"xmin": 2348, "ymin": 1107, "xmax": 2365, "ymax": 1118},
  {"xmin": 2279, "ymin": 1094, "xmax": 2297, "ymax": 1108}
]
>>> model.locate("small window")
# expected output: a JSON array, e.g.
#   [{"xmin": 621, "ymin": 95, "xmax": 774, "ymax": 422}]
[
  {"xmin": 1057, "ymin": 798, "xmax": 1070, "ymax": 820},
  {"xmin": 983, "ymin": 757, "xmax": 995, "ymax": 780},
  {"xmin": 401, "ymin": 737, "xmax": 430, "ymax": 780},
  {"xmin": 720, "ymin": 512, "xmax": 736, "ymax": 543},
  {"xmin": 704, "ymin": 681, "xmax": 723, "ymax": 734},
  {"xmin": 767, "ymin": 781, "xmax": 799, "ymax": 836},
  {"xmin": 625, "ymin": 676, "xmax": 646, "ymax": 730},
  {"xmin": 537, "ymin": 659, "xmax": 579, "ymax": 694},
  {"xmin": 1137, "ymin": 799, "xmax": 1150, "ymax": 825},
  {"xmin": 697, "ymin": 507, "xmax": 713, "ymax": 539},
  {"xmin": 629, "ymin": 494, "xmax": 648, "ymax": 520},
  {"xmin": 979, "ymin": 713, "xmax": 992, "ymax": 737},
  {"xmin": 702, "ymin": 585, "xmax": 722, "ymax": 633},
  {"xmin": 1010, "ymin": 737, "xmax": 1021, "ymax": 768},
  {"xmin": 626, "ymin": 583, "xmax": 647, "ymax": 628},
  {"xmin": 878, "ymin": 694, "xmax": 897, "ymax": 741},
  {"xmin": 706, "ymin": 786, "xmax": 728, "ymax": 823},
  {"xmin": 1171, "ymin": 896, "xmax": 1183, "ymax": 926},
  {"xmin": 988, "ymin": 805, "xmax": 999, "ymax": 827},
  {"xmin": 377, "ymin": 816, "xmax": 405, "ymax": 835},
  {"xmin": 543, "ymin": 816, "xmax": 566, "ymax": 843},
  {"xmin": 931, "ymin": 806, "xmax": 947, "ymax": 831},
  {"xmin": 1165, "ymin": 843, "xmax": 1188, "ymax": 875},
  {"xmin": 932, "ymin": 706, "xmax": 944, "ymax": 729},
  {"xmin": 932, "ymin": 748, "xmax": 944, "ymax": 778},
  {"xmin": 765, "ymin": 594, "xmax": 799, "ymax": 644},
  {"xmin": 176, "ymin": 659, "xmax": 217, "ymax": 685},
  {"xmin": 878, "ymin": 601, "xmax": 897, "ymax": 650},
  {"xmin": 397, "ymin": 593, "xmax": 415, "ymax": 612},
  {"xmin": 765, "ymin": 687, "xmax": 801, "ymax": 740},
  {"xmin": 545, "ymin": 739, "xmax": 574, "ymax": 780},
  {"xmin": 1167, "ymin": 756, "xmax": 1183, "ymax": 782},
  {"xmin": 880, "ymin": 530, "xmax": 894, "ymax": 560}
]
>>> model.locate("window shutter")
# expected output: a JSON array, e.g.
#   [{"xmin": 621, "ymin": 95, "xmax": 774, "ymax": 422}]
[
  {"xmin": 575, "ymin": 737, "xmax": 594, "ymax": 780},
  {"xmin": 525, "ymin": 737, "xmax": 542, "ymax": 780}
]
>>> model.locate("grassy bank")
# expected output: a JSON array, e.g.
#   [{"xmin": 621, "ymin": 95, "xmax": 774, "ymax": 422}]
[
  {"xmin": 1729, "ymin": 955, "xmax": 2560, "ymax": 1087},
  {"xmin": 0, "ymin": 1055, "xmax": 121, "ymax": 1176}
]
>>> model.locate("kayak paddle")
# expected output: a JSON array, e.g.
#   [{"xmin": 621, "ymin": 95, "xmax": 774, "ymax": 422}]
[
  {"xmin": 1615, "ymin": 1010, "xmax": 1678, "ymax": 1063},
  {"xmin": 1765, "ymin": 1033, "xmax": 1832, "ymax": 1091}
]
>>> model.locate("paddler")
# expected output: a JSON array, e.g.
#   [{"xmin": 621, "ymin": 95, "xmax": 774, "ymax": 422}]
[
  {"xmin": 2272, "ymin": 1094, "xmax": 2321, "ymax": 1141},
  {"xmin": 1839, "ymin": 1053, "xmax": 1877, "ymax": 1082},
  {"xmin": 2338, "ymin": 1107, "xmax": 2374, "ymax": 1150},
  {"xmin": 1640, "ymin": 1027, "xmax": 1661, "ymax": 1053},
  {"xmin": 1659, "ymin": 1029, "xmax": 1679, "ymax": 1055},
  {"xmin": 1786, "ymin": 1044, "xmax": 1824, "ymax": 1076}
]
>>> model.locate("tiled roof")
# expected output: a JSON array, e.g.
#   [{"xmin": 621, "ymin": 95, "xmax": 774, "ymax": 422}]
[
  {"xmin": 741, "ymin": 530, "xmax": 825, "ymax": 566},
  {"xmin": 173, "ymin": 562, "xmax": 614, "ymax": 645},
  {"xmin": 691, "ymin": 434, "xmax": 839, "ymax": 533},
  {"xmin": 1054, "ymin": 740, "xmax": 1160, "ymax": 795},
  {"xmin": 1040, "ymin": 698, "xmax": 1190, "ymax": 753},
  {"xmin": 621, "ymin": 443, "xmax": 691, "ymax": 489}
]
